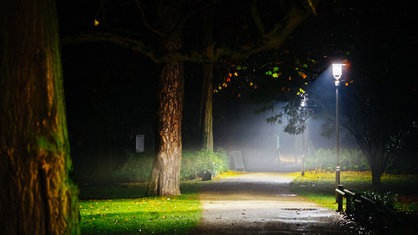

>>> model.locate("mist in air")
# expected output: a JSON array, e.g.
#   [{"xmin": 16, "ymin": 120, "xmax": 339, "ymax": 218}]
[{"xmin": 216, "ymin": 69, "xmax": 356, "ymax": 172}]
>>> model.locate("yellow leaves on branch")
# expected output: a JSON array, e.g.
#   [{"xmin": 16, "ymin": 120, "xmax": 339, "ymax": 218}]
[
  {"xmin": 296, "ymin": 88, "xmax": 306, "ymax": 96},
  {"xmin": 298, "ymin": 71, "xmax": 308, "ymax": 79},
  {"xmin": 213, "ymin": 70, "xmax": 238, "ymax": 93}
]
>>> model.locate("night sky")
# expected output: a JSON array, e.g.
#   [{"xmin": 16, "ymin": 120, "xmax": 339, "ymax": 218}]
[{"xmin": 57, "ymin": 1, "xmax": 418, "ymax": 169}]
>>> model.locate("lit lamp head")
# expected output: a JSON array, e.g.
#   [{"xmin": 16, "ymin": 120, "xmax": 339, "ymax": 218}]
[{"xmin": 332, "ymin": 63, "xmax": 344, "ymax": 86}]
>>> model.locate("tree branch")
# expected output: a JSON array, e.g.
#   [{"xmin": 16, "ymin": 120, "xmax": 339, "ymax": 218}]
[
  {"xmin": 164, "ymin": 3, "xmax": 317, "ymax": 62},
  {"xmin": 60, "ymin": 1, "xmax": 318, "ymax": 65},
  {"xmin": 135, "ymin": 0, "xmax": 165, "ymax": 38},
  {"xmin": 249, "ymin": 0, "xmax": 265, "ymax": 34},
  {"xmin": 215, "ymin": 1, "xmax": 316, "ymax": 62},
  {"xmin": 61, "ymin": 30, "xmax": 163, "ymax": 63}
]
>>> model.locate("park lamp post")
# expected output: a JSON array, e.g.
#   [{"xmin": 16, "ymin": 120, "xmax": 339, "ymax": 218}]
[{"xmin": 332, "ymin": 63, "xmax": 344, "ymax": 187}]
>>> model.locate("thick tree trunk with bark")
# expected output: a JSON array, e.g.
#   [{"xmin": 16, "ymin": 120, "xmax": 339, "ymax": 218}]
[
  {"xmin": 148, "ymin": 31, "xmax": 184, "ymax": 196},
  {"xmin": 0, "ymin": 0, "xmax": 80, "ymax": 234}
]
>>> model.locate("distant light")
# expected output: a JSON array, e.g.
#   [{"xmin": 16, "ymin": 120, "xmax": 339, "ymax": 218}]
[{"xmin": 300, "ymin": 95, "xmax": 308, "ymax": 107}]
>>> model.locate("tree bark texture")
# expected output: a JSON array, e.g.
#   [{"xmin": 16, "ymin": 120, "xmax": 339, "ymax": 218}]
[
  {"xmin": 148, "ymin": 31, "xmax": 184, "ymax": 196},
  {"xmin": 201, "ymin": 64, "xmax": 214, "ymax": 151},
  {"xmin": 0, "ymin": 0, "xmax": 80, "ymax": 234},
  {"xmin": 199, "ymin": 7, "xmax": 214, "ymax": 152}
]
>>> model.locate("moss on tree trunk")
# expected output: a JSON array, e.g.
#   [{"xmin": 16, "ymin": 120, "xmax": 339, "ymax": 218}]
[{"xmin": 0, "ymin": 0, "xmax": 80, "ymax": 234}]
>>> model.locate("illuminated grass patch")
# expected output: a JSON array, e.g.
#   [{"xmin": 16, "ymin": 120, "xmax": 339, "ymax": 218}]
[
  {"xmin": 77, "ymin": 149, "xmax": 230, "ymax": 234},
  {"xmin": 80, "ymin": 183, "xmax": 202, "ymax": 235},
  {"xmin": 212, "ymin": 170, "xmax": 244, "ymax": 179}
]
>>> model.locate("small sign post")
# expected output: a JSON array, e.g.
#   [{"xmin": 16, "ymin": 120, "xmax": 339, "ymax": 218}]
[{"xmin": 136, "ymin": 134, "xmax": 144, "ymax": 152}]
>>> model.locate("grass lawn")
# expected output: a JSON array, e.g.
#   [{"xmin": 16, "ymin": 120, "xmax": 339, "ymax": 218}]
[
  {"xmin": 79, "ymin": 181, "xmax": 205, "ymax": 235},
  {"xmin": 79, "ymin": 170, "xmax": 418, "ymax": 234}
]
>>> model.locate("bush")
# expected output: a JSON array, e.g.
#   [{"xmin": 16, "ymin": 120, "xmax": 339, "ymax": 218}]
[
  {"xmin": 113, "ymin": 152, "xmax": 154, "ymax": 183},
  {"xmin": 304, "ymin": 148, "xmax": 369, "ymax": 171},
  {"xmin": 346, "ymin": 190, "xmax": 398, "ymax": 232},
  {"xmin": 181, "ymin": 149, "xmax": 229, "ymax": 180},
  {"xmin": 304, "ymin": 148, "xmax": 334, "ymax": 171},
  {"xmin": 112, "ymin": 149, "xmax": 229, "ymax": 183}
]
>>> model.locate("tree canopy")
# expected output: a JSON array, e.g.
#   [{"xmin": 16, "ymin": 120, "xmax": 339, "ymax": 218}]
[
  {"xmin": 60, "ymin": 0, "xmax": 319, "ymax": 63},
  {"xmin": 260, "ymin": 0, "xmax": 418, "ymax": 185}
]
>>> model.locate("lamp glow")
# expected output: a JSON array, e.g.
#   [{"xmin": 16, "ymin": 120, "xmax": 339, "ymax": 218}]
[
  {"xmin": 332, "ymin": 64, "xmax": 343, "ymax": 79},
  {"xmin": 332, "ymin": 63, "xmax": 344, "ymax": 86}
]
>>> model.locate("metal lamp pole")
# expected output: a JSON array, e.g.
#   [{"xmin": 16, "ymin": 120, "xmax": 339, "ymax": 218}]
[{"xmin": 332, "ymin": 64, "xmax": 343, "ymax": 186}]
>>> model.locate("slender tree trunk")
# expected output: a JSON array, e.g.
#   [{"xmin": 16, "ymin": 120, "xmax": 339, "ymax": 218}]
[
  {"xmin": 0, "ymin": 0, "xmax": 80, "ymax": 234},
  {"xmin": 201, "ymin": 64, "xmax": 214, "ymax": 151},
  {"xmin": 199, "ymin": 7, "xmax": 214, "ymax": 151},
  {"xmin": 148, "ymin": 31, "xmax": 184, "ymax": 196}
]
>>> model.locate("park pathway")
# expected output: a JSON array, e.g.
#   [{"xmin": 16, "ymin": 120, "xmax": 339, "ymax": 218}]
[{"xmin": 191, "ymin": 172, "xmax": 357, "ymax": 235}]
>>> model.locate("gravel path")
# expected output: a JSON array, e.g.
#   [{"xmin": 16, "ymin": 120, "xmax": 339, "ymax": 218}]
[{"xmin": 191, "ymin": 172, "xmax": 357, "ymax": 235}]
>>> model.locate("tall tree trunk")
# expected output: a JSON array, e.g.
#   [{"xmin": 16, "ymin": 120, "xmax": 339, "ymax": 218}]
[
  {"xmin": 201, "ymin": 64, "xmax": 214, "ymax": 151},
  {"xmin": 0, "ymin": 0, "xmax": 80, "ymax": 234},
  {"xmin": 371, "ymin": 169, "xmax": 382, "ymax": 187},
  {"xmin": 199, "ymin": 7, "xmax": 214, "ymax": 151},
  {"xmin": 148, "ymin": 31, "xmax": 184, "ymax": 196},
  {"xmin": 370, "ymin": 153, "xmax": 384, "ymax": 187}
]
